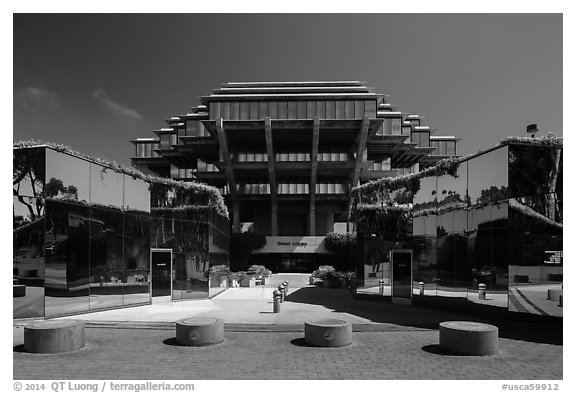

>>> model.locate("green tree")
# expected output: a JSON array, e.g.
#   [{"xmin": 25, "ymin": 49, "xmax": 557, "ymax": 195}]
[
  {"xmin": 324, "ymin": 232, "xmax": 357, "ymax": 271},
  {"xmin": 230, "ymin": 232, "xmax": 266, "ymax": 271}
]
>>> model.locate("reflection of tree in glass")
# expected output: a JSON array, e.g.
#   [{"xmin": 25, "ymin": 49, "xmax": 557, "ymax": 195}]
[
  {"xmin": 44, "ymin": 178, "xmax": 79, "ymax": 199},
  {"xmin": 14, "ymin": 149, "xmax": 45, "ymax": 226},
  {"xmin": 476, "ymin": 186, "xmax": 508, "ymax": 205},
  {"xmin": 509, "ymin": 145, "xmax": 562, "ymax": 223}
]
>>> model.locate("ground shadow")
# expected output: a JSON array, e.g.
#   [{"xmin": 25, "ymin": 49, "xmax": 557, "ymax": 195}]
[
  {"xmin": 13, "ymin": 344, "xmax": 27, "ymax": 353},
  {"xmin": 290, "ymin": 338, "xmax": 313, "ymax": 347},
  {"xmin": 421, "ymin": 344, "xmax": 464, "ymax": 356},
  {"xmin": 162, "ymin": 337, "xmax": 225, "ymax": 347},
  {"xmin": 284, "ymin": 287, "xmax": 562, "ymax": 345},
  {"xmin": 163, "ymin": 337, "xmax": 185, "ymax": 346},
  {"xmin": 289, "ymin": 338, "xmax": 353, "ymax": 349}
]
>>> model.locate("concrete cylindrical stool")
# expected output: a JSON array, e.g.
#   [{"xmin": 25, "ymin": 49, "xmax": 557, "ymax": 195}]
[
  {"xmin": 304, "ymin": 319, "xmax": 352, "ymax": 347},
  {"xmin": 547, "ymin": 289, "xmax": 562, "ymax": 301},
  {"xmin": 439, "ymin": 321, "xmax": 498, "ymax": 356},
  {"xmin": 176, "ymin": 317, "xmax": 224, "ymax": 346},
  {"xmin": 24, "ymin": 320, "xmax": 85, "ymax": 354},
  {"xmin": 13, "ymin": 285, "xmax": 26, "ymax": 297}
]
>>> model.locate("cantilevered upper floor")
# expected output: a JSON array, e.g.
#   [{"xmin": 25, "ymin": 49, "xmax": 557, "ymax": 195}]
[{"xmin": 131, "ymin": 81, "xmax": 460, "ymax": 233}]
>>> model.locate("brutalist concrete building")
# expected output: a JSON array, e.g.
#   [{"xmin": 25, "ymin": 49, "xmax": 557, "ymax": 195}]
[{"xmin": 131, "ymin": 81, "xmax": 459, "ymax": 272}]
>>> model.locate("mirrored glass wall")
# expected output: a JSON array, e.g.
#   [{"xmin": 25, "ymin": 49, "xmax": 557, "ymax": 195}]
[
  {"xmin": 14, "ymin": 147, "xmax": 229, "ymax": 319},
  {"xmin": 357, "ymin": 143, "xmax": 563, "ymax": 317}
]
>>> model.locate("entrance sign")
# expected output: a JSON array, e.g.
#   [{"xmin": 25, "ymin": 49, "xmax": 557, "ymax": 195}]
[{"xmin": 252, "ymin": 236, "xmax": 331, "ymax": 254}]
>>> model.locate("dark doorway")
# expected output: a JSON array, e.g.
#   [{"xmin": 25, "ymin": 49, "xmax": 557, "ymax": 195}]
[
  {"xmin": 391, "ymin": 249, "xmax": 412, "ymax": 302},
  {"xmin": 151, "ymin": 249, "xmax": 172, "ymax": 297}
]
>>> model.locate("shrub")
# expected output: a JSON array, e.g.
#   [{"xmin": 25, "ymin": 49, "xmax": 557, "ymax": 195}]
[
  {"xmin": 311, "ymin": 265, "xmax": 335, "ymax": 279},
  {"xmin": 248, "ymin": 265, "xmax": 267, "ymax": 276},
  {"xmin": 328, "ymin": 270, "xmax": 347, "ymax": 280},
  {"xmin": 209, "ymin": 265, "xmax": 231, "ymax": 279}
]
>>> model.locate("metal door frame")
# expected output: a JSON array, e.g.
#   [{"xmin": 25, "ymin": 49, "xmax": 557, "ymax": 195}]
[
  {"xmin": 390, "ymin": 249, "xmax": 413, "ymax": 305},
  {"xmin": 150, "ymin": 248, "xmax": 173, "ymax": 300}
]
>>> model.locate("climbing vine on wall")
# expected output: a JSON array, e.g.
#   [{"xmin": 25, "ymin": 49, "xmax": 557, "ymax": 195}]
[{"xmin": 14, "ymin": 139, "xmax": 228, "ymax": 217}]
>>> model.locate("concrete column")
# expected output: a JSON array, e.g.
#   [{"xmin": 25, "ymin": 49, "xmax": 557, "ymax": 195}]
[
  {"xmin": 271, "ymin": 204, "xmax": 278, "ymax": 236},
  {"xmin": 308, "ymin": 205, "xmax": 316, "ymax": 236},
  {"xmin": 232, "ymin": 201, "xmax": 240, "ymax": 233},
  {"xmin": 326, "ymin": 210, "xmax": 334, "ymax": 234}
]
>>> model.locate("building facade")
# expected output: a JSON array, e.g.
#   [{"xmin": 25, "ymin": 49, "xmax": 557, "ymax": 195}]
[
  {"xmin": 13, "ymin": 145, "xmax": 229, "ymax": 319},
  {"xmin": 131, "ymin": 81, "xmax": 458, "ymax": 272},
  {"xmin": 353, "ymin": 139, "xmax": 563, "ymax": 318}
]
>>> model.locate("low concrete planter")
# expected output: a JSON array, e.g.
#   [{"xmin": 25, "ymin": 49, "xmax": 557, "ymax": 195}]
[
  {"xmin": 240, "ymin": 277, "xmax": 256, "ymax": 287},
  {"xmin": 176, "ymin": 317, "xmax": 224, "ymax": 346},
  {"xmin": 14, "ymin": 284, "xmax": 26, "ymax": 297},
  {"xmin": 439, "ymin": 321, "xmax": 498, "ymax": 356},
  {"xmin": 547, "ymin": 289, "xmax": 562, "ymax": 301},
  {"xmin": 24, "ymin": 320, "xmax": 85, "ymax": 354},
  {"xmin": 304, "ymin": 319, "xmax": 352, "ymax": 347}
]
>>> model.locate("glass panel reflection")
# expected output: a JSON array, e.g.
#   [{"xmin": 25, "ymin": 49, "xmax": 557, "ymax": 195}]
[
  {"xmin": 124, "ymin": 175, "xmax": 150, "ymax": 213},
  {"xmin": 45, "ymin": 149, "xmax": 90, "ymax": 203},
  {"xmin": 90, "ymin": 163, "xmax": 124, "ymax": 208},
  {"xmin": 466, "ymin": 202, "xmax": 509, "ymax": 308},
  {"xmin": 89, "ymin": 206, "xmax": 125, "ymax": 310},
  {"xmin": 13, "ymin": 147, "xmax": 46, "ymax": 199},
  {"xmin": 124, "ymin": 212, "xmax": 151, "ymax": 305},
  {"xmin": 464, "ymin": 146, "xmax": 510, "ymax": 309},
  {"xmin": 508, "ymin": 195, "xmax": 562, "ymax": 317},
  {"xmin": 412, "ymin": 175, "xmax": 437, "ymax": 300},
  {"xmin": 435, "ymin": 163, "xmax": 468, "ymax": 301},
  {"xmin": 13, "ymin": 196, "xmax": 45, "ymax": 318},
  {"xmin": 468, "ymin": 146, "xmax": 508, "ymax": 205},
  {"xmin": 44, "ymin": 200, "xmax": 90, "ymax": 317},
  {"xmin": 356, "ymin": 235, "xmax": 391, "ymax": 296}
]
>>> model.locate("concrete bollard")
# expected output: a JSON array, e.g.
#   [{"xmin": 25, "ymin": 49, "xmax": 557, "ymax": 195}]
[
  {"xmin": 273, "ymin": 290, "xmax": 282, "ymax": 313},
  {"xmin": 478, "ymin": 283, "xmax": 486, "ymax": 300},
  {"xmin": 278, "ymin": 284, "xmax": 285, "ymax": 302},
  {"xmin": 419, "ymin": 282, "xmax": 425, "ymax": 296},
  {"xmin": 379, "ymin": 280, "xmax": 384, "ymax": 295}
]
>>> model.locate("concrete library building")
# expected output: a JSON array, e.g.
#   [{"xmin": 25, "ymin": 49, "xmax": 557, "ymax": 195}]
[{"xmin": 131, "ymin": 81, "xmax": 458, "ymax": 272}]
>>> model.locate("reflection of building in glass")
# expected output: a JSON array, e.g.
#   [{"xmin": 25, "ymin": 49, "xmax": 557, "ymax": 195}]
[
  {"xmin": 131, "ymin": 81, "xmax": 459, "ymax": 272},
  {"xmin": 354, "ymin": 139, "xmax": 563, "ymax": 319},
  {"xmin": 13, "ymin": 144, "xmax": 230, "ymax": 319}
]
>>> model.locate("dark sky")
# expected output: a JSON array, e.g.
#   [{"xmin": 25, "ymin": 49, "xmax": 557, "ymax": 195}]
[{"xmin": 13, "ymin": 14, "xmax": 562, "ymax": 166}]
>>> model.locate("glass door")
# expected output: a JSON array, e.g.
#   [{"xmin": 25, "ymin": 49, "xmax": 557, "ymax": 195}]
[
  {"xmin": 391, "ymin": 249, "xmax": 412, "ymax": 304},
  {"xmin": 151, "ymin": 249, "xmax": 172, "ymax": 298}
]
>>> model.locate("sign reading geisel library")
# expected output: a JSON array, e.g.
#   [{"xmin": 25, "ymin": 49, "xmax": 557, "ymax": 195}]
[{"xmin": 252, "ymin": 236, "xmax": 331, "ymax": 254}]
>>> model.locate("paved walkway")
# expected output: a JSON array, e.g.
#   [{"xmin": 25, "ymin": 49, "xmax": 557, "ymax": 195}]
[
  {"xmin": 13, "ymin": 274, "xmax": 563, "ymax": 380},
  {"xmin": 13, "ymin": 327, "xmax": 562, "ymax": 380}
]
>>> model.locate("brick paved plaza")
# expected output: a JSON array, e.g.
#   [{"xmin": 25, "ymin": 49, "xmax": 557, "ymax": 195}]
[
  {"xmin": 13, "ymin": 325, "xmax": 562, "ymax": 380},
  {"xmin": 13, "ymin": 276, "xmax": 563, "ymax": 380}
]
